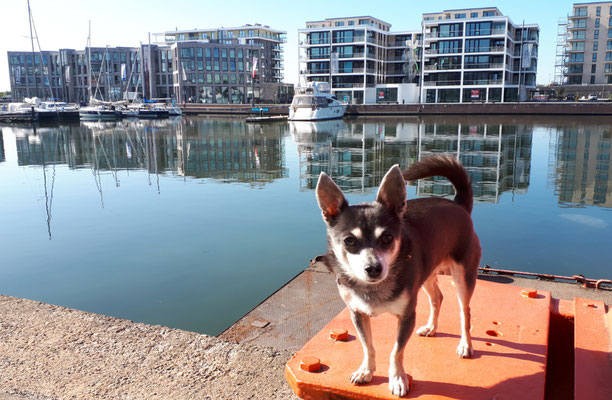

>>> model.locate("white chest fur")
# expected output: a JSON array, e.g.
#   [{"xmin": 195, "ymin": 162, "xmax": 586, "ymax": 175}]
[{"xmin": 337, "ymin": 284, "xmax": 408, "ymax": 317}]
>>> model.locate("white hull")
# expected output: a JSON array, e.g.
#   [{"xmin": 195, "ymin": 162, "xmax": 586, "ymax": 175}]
[{"xmin": 288, "ymin": 104, "xmax": 346, "ymax": 121}]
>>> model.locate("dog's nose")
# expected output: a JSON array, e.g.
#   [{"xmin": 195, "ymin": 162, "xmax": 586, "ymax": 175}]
[{"xmin": 365, "ymin": 264, "xmax": 382, "ymax": 279}]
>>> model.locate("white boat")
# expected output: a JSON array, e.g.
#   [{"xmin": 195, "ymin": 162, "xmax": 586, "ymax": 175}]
[
  {"xmin": 79, "ymin": 97, "xmax": 122, "ymax": 121},
  {"xmin": 37, "ymin": 100, "xmax": 80, "ymax": 121},
  {"xmin": 288, "ymin": 82, "xmax": 346, "ymax": 121}
]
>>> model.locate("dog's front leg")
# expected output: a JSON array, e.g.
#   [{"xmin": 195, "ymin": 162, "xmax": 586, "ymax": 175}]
[
  {"xmin": 349, "ymin": 309, "xmax": 375, "ymax": 384},
  {"xmin": 389, "ymin": 306, "xmax": 416, "ymax": 396}
]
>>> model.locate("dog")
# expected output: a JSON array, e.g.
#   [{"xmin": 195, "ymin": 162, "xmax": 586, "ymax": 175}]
[{"xmin": 314, "ymin": 155, "xmax": 481, "ymax": 397}]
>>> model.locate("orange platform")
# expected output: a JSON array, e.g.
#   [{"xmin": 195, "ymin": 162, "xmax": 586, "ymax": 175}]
[{"xmin": 285, "ymin": 276, "xmax": 612, "ymax": 399}]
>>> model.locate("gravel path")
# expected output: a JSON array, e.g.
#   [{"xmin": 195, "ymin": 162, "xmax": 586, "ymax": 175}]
[{"xmin": 0, "ymin": 295, "xmax": 296, "ymax": 400}]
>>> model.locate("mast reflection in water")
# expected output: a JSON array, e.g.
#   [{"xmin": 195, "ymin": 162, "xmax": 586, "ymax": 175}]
[{"xmin": 0, "ymin": 116, "xmax": 610, "ymax": 336}]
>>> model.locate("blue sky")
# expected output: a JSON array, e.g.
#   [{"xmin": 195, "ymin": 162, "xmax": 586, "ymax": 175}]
[{"xmin": 1, "ymin": 0, "xmax": 580, "ymax": 92}]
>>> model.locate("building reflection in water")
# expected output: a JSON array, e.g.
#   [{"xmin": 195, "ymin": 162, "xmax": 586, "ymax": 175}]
[
  {"xmin": 11, "ymin": 117, "xmax": 288, "ymax": 189},
  {"xmin": 553, "ymin": 125, "xmax": 612, "ymax": 208},
  {"xmin": 291, "ymin": 118, "xmax": 420, "ymax": 194},
  {"xmin": 177, "ymin": 118, "xmax": 287, "ymax": 186},
  {"xmin": 417, "ymin": 119, "xmax": 532, "ymax": 203},
  {"xmin": 291, "ymin": 117, "xmax": 532, "ymax": 203}
]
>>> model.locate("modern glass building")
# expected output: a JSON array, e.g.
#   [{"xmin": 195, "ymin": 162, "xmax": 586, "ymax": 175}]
[{"xmin": 422, "ymin": 7, "xmax": 539, "ymax": 103}]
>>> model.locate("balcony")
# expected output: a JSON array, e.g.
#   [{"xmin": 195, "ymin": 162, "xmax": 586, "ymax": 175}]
[
  {"xmin": 389, "ymin": 40, "xmax": 422, "ymax": 47},
  {"xmin": 333, "ymin": 36, "xmax": 365, "ymax": 44}
]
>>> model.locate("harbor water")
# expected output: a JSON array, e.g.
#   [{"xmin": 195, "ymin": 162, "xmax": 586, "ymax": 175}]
[{"xmin": 0, "ymin": 115, "xmax": 611, "ymax": 335}]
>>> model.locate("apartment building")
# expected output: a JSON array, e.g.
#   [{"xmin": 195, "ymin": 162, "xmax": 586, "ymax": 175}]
[
  {"xmin": 152, "ymin": 24, "xmax": 289, "ymax": 103},
  {"xmin": 8, "ymin": 47, "xmax": 142, "ymax": 103},
  {"xmin": 8, "ymin": 23, "xmax": 289, "ymax": 104},
  {"xmin": 565, "ymin": 2, "xmax": 612, "ymax": 86},
  {"xmin": 299, "ymin": 10, "xmax": 538, "ymax": 104},
  {"xmin": 298, "ymin": 16, "xmax": 422, "ymax": 104},
  {"xmin": 422, "ymin": 7, "xmax": 539, "ymax": 103}
]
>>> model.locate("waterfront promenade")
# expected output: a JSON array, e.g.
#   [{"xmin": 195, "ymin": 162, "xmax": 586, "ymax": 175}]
[{"xmin": 181, "ymin": 101, "xmax": 612, "ymax": 116}]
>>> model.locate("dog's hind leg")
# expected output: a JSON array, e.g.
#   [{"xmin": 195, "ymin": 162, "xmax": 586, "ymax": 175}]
[
  {"xmin": 349, "ymin": 310, "xmax": 376, "ymax": 384},
  {"xmin": 416, "ymin": 274, "xmax": 443, "ymax": 337},
  {"xmin": 451, "ymin": 261, "xmax": 478, "ymax": 358}
]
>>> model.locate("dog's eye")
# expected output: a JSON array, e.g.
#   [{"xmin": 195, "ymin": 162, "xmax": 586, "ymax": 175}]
[
  {"xmin": 381, "ymin": 233, "xmax": 393, "ymax": 245},
  {"xmin": 344, "ymin": 236, "xmax": 357, "ymax": 247}
]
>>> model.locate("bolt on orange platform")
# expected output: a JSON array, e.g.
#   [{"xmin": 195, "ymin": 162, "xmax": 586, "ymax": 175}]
[{"xmin": 285, "ymin": 275, "xmax": 612, "ymax": 399}]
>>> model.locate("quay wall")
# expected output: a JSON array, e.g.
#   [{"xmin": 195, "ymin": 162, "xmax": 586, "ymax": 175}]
[{"xmin": 181, "ymin": 102, "xmax": 612, "ymax": 116}]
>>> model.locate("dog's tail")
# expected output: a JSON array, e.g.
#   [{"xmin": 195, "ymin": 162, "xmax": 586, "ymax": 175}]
[{"xmin": 402, "ymin": 155, "xmax": 473, "ymax": 214}]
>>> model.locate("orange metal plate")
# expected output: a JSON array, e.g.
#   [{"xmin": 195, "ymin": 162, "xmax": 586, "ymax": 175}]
[
  {"xmin": 286, "ymin": 276, "xmax": 551, "ymax": 399},
  {"xmin": 573, "ymin": 298, "xmax": 612, "ymax": 400}
]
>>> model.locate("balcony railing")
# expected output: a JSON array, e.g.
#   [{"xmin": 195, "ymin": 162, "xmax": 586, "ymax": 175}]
[
  {"xmin": 299, "ymin": 39, "xmax": 331, "ymax": 45},
  {"xmin": 424, "ymin": 64, "xmax": 462, "ymax": 71},
  {"xmin": 465, "ymin": 28, "xmax": 506, "ymax": 37},
  {"xmin": 463, "ymin": 79, "xmax": 503, "ymax": 85},
  {"xmin": 389, "ymin": 40, "xmax": 422, "ymax": 47},
  {"xmin": 423, "ymin": 80, "xmax": 461, "ymax": 86},
  {"xmin": 425, "ymin": 48, "xmax": 462, "ymax": 55},
  {"xmin": 301, "ymin": 69, "xmax": 330, "ymax": 74},
  {"xmin": 337, "ymin": 52, "xmax": 365, "ymax": 58},
  {"xmin": 466, "ymin": 45, "xmax": 505, "ymax": 53},
  {"xmin": 464, "ymin": 62, "xmax": 504, "ymax": 69},
  {"xmin": 333, "ymin": 82, "xmax": 364, "ymax": 88}
]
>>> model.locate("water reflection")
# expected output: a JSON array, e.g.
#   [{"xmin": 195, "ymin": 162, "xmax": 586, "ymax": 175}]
[
  {"xmin": 10, "ymin": 117, "xmax": 288, "ymax": 190},
  {"xmin": 553, "ymin": 125, "xmax": 612, "ymax": 208},
  {"xmin": 3, "ymin": 116, "xmax": 612, "ymax": 209},
  {"xmin": 291, "ymin": 117, "xmax": 533, "ymax": 204}
]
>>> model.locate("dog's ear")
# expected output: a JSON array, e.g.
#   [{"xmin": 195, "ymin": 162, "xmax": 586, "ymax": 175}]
[
  {"xmin": 316, "ymin": 172, "xmax": 347, "ymax": 223},
  {"xmin": 376, "ymin": 165, "xmax": 406, "ymax": 216}
]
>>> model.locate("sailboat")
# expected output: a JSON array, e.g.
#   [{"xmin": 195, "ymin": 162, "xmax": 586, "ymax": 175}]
[{"xmin": 79, "ymin": 28, "xmax": 121, "ymax": 121}]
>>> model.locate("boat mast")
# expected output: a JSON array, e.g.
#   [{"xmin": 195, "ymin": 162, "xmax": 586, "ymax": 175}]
[
  {"xmin": 27, "ymin": 0, "xmax": 39, "ymax": 98},
  {"xmin": 87, "ymin": 20, "xmax": 92, "ymax": 102}
]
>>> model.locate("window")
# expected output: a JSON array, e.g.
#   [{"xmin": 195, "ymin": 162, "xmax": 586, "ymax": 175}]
[
  {"xmin": 595, "ymin": 30, "xmax": 600, "ymax": 39},
  {"xmin": 597, "ymin": 6, "xmax": 601, "ymax": 16},
  {"xmin": 606, "ymin": 52, "xmax": 612, "ymax": 61},
  {"xmin": 466, "ymin": 22, "xmax": 492, "ymax": 36},
  {"xmin": 590, "ymin": 75, "xmax": 595, "ymax": 84},
  {"xmin": 607, "ymin": 40, "xmax": 612, "ymax": 50},
  {"xmin": 573, "ymin": 19, "xmax": 587, "ymax": 28},
  {"xmin": 470, "ymin": 12, "xmax": 478, "ymax": 18},
  {"xmin": 593, "ymin": 53, "xmax": 598, "ymax": 62},
  {"xmin": 572, "ymin": 42, "xmax": 585, "ymax": 51},
  {"xmin": 592, "ymin": 64, "xmax": 597, "ymax": 73},
  {"xmin": 454, "ymin": 13, "xmax": 466, "ymax": 19},
  {"xmin": 596, "ymin": 18, "xmax": 601, "ymax": 28},
  {"xmin": 574, "ymin": 30, "xmax": 586, "ymax": 39},
  {"xmin": 435, "ymin": 23, "xmax": 462, "ymax": 38},
  {"xmin": 335, "ymin": 21, "xmax": 345, "ymax": 26},
  {"xmin": 570, "ymin": 53, "xmax": 584, "ymax": 62},
  {"xmin": 594, "ymin": 42, "xmax": 599, "ymax": 51},
  {"xmin": 483, "ymin": 11, "xmax": 495, "ymax": 16},
  {"xmin": 348, "ymin": 21, "xmax": 354, "ymax": 26}
]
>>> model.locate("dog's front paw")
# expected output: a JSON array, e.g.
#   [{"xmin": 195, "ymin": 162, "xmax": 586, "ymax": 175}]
[
  {"xmin": 416, "ymin": 324, "xmax": 436, "ymax": 337},
  {"xmin": 456, "ymin": 340, "xmax": 473, "ymax": 358},
  {"xmin": 350, "ymin": 366, "xmax": 373, "ymax": 384},
  {"xmin": 388, "ymin": 372, "xmax": 409, "ymax": 397}
]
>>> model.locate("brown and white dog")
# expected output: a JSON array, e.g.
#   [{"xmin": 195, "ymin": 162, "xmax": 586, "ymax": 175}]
[{"xmin": 315, "ymin": 155, "xmax": 481, "ymax": 396}]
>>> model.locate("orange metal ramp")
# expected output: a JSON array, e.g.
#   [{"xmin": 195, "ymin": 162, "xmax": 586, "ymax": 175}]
[
  {"xmin": 574, "ymin": 298, "xmax": 612, "ymax": 400},
  {"xmin": 285, "ymin": 276, "xmax": 551, "ymax": 399}
]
